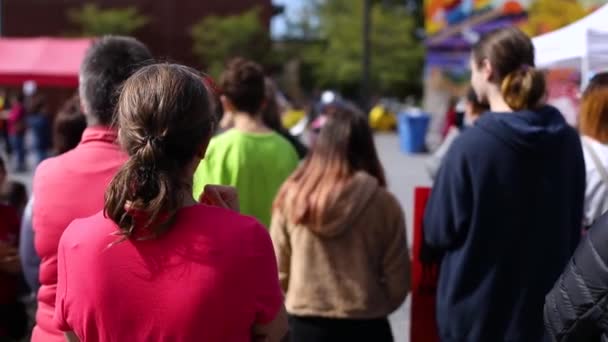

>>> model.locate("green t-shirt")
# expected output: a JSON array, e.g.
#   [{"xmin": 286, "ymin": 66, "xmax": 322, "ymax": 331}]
[{"xmin": 193, "ymin": 130, "xmax": 299, "ymax": 227}]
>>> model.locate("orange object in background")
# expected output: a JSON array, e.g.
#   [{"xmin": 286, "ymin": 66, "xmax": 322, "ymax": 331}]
[{"xmin": 503, "ymin": 0, "xmax": 524, "ymax": 15}]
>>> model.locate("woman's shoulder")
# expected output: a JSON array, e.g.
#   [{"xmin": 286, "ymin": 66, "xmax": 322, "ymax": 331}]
[
  {"xmin": 59, "ymin": 211, "xmax": 115, "ymax": 249},
  {"xmin": 196, "ymin": 206, "xmax": 273, "ymax": 258},
  {"xmin": 456, "ymin": 122, "xmax": 497, "ymax": 146},
  {"xmin": 183, "ymin": 205, "xmax": 269, "ymax": 243},
  {"xmin": 582, "ymin": 136, "xmax": 608, "ymax": 157},
  {"xmin": 184, "ymin": 203, "xmax": 258, "ymax": 223},
  {"xmin": 368, "ymin": 187, "xmax": 404, "ymax": 221},
  {"xmin": 371, "ymin": 186, "xmax": 399, "ymax": 205},
  {"xmin": 435, "ymin": 128, "xmax": 481, "ymax": 166}
]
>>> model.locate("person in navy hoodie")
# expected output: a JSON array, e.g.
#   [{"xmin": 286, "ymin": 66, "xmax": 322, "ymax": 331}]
[{"xmin": 423, "ymin": 27, "xmax": 585, "ymax": 342}]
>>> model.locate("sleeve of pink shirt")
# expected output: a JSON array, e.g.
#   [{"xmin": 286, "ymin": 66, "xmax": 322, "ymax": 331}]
[
  {"xmin": 53, "ymin": 224, "xmax": 72, "ymax": 332},
  {"xmin": 250, "ymin": 221, "xmax": 284, "ymax": 325}
]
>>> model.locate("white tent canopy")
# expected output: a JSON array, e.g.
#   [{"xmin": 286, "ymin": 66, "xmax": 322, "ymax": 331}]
[{"xmin": 533, "ymin": 4, "xmax": 608, "ymax": 74}]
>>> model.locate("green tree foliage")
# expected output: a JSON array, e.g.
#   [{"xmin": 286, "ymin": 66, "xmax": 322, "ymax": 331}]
[
  {"xmin": 68, "ymin": 4, "xmax": 149, "ymax": 36},
  {"xmin": 191, "ymin": 8, "xmax": 270, "ymax": 77},
  {"xmin": 300, "ymin": 0, "xmax": 424, "ymax": 98}
]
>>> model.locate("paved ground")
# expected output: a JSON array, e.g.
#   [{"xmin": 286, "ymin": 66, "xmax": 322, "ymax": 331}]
[
  {"xmin": 375, "ymin": 133, "xmax": 432, "ymax": 342},
  {"xmin": 6, "ymin": 133, "xmax": 431, "ymax": 342}
]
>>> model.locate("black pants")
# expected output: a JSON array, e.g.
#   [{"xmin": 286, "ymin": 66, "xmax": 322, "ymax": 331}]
[
  {"xmin": 288, "ymin": 315, "xmax": 393, "ymax": 342},
  {"xmin": 0, "ymin": 120, "xmax": 11, "ymax": 155},
  {"xmin": 0, "ymin": 301, "xmax": 28, "ymax": 340}
]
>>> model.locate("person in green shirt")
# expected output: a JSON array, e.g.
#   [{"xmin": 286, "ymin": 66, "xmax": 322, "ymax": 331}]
[{"xmin": 193, "ymin": 58, "xmax": 298, "ymax": 227}]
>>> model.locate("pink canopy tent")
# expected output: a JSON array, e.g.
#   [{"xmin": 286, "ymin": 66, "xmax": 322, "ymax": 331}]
[{"xmin": 0, "ymin": 38, "xmax": 92, "ymax": 87}]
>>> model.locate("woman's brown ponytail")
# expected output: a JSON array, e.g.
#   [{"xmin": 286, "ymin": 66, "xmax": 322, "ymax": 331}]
[
  {"xmin": 473, "ymin": 27, "xmax": 546, "ymax": 111},
  {"xmin": 500, "ymin": 66, "xmax": 546, "ymax": 111},
  {"xmin": 104, "ymin": 64, "xmax": 216, "ymax": 240}
]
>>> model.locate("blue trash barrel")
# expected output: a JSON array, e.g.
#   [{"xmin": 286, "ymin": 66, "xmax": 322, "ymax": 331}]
[{"xmin": 398, "ymin": 112, "xmax": 430, "ymax": 154}]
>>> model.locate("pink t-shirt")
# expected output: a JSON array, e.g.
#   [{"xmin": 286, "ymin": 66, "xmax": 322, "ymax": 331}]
[
  {"xmin": 32, "ymin": 127, "xmax": 127, "ymax": 342},
  {"xmin": 54, "ymin": 206, "xmax": 283, "ymax": 342},
  {"xmin": 7, "ymin": 103, "xmax": 25, "ymax": 135}
]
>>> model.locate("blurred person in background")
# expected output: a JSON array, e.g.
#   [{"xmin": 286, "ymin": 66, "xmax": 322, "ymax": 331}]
[
  {"xmin": 193, "ymin": 58, "xmax": 298, "ymax": 227},
  {"xmin": 544, "ymin": 74, "xmax": 608, "ymax": 341},
  {"xmin": 426, "ymin": 87, "xmax": 489, "ymax": 179},
  {"xmin": 423, "ymin": 27, "xmax": 584, "ymax": 342},
  {"xmin": 1, "ymin": 180, "xmax": 27, "ymax": 218},
  {"xmin": 19, "ymin": 94, "xmax": 87, "ymax": 296},
  {"xmin": 31, "ymin": 36, "xmax": 152, "ymax": 342},
  {"xmin": 52, "ymin": 95, "xmax": 87, "ymax": 156},
  {"xmin": 544, "ymin": 209, "xmax": 608, "ymax": 341},
  {"xmin": 55, "ymin": 63, "xmax": 287, "ymax": 342},
  {"xmin": 216, "ymin": 77, "xmax": 308, "ymax": 159},
  {"xmin": 271, "ymin": 104, "xmax": 410, "ymax": 342},
  {"xmin": 27, "ymin": 96, "xmax": 52, "ymax": 165},
  {"xmin": 0, "ymin": 157, "xmax": 28, "ymax": 341},
  {"xmin": 5, "ymin": 93, "xmax": 27, "ymax": 172},
  {"xmin": 0, "ymin": 89, "xmax": 12, "ymax": 156},
  {"xmin": 306, "ymin": 91, "xmax": 343, "ymax": 147},
  {"xmin": 262, "ymin": 78, "xmax": 308, "ymax": 159},
  {"xmin": 441, "ymin": 97, "xmax": 459, "ymax": 139},
  {"xmin": 576, "ymin": 72, "xmax": 608, "ymax": 228}
]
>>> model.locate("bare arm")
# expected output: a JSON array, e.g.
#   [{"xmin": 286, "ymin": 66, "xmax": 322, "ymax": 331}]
[
  {"xmin": 252, "ymin": 305, "xmax": 288, "ymax": 342},
  {"xmin": 0, "ymin": 243, "xmax": 21, "ymax": 274}
]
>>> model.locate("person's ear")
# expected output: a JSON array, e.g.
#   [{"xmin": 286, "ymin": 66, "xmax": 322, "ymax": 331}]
[
  {"xmin": 220, "ymin": 95, "xmax": 235, "ymax": 113},
  {"xmin": 79, "ymin": 96, "xmax": 89, "ymax": 116},
  {"xmin": 482, "ymin": 59, "xmax": 493, "ymax": 81}
]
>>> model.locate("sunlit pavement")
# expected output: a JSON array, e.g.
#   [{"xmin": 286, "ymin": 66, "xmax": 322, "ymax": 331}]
[
  {"xmin": 8, "ymin": 133, "xmax": 430, "ymax": 342},
  {"xmin": 375, "ymin": 133, "xmax": 431, "ymax": 342}
]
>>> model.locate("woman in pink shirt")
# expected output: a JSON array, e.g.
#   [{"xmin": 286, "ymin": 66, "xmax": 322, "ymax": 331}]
[
  {"xmin": 7, "ymin": 93, "xmax": 26, "ymax": 172},
  {"xmin": 54, "ymin": 64, "xmax": 287, "ymax": 342}
]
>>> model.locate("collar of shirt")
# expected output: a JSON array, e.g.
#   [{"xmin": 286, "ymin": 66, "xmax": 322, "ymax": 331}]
[{"xmin": 80, "ymin": 126, "xmax": 119, "ymax": 145}]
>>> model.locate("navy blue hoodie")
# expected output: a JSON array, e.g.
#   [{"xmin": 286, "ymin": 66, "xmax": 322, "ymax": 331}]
[{"xmin": 423, "ymin": 106, "xmax": 584, "ymax": 342}]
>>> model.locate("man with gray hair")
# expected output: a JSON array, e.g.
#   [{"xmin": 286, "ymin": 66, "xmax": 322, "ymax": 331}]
[{"xmin": 30, "ymin": 36, "xmax": 152, "ymax": 342}]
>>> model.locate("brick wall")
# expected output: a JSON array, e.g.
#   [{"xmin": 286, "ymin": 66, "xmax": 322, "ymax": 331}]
[{"xmin": 1, "ymin": 0, "xmax": 274, "ymax": 68}]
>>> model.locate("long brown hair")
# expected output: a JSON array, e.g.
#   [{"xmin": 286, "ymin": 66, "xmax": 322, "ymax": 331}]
[
  {"xmin": 220, "ymin": 58, "xmax": 266, "ymax": 115},
  {"xmin": 472, "ymin": 27, "xmax": 546, "ymax": 111},
  {"xmin": 104, "ymin": 64, "xmax": 216, "ymax": 239},
  {"xmin": 580, "ymin": 72, "xmax": 608, "ymax": 143},
  {"xmin": 274, "ymin": 104, "xmax": 386, "ymax": 227}
]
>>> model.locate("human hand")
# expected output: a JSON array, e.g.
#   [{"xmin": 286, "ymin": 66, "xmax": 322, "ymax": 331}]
[
  {"xmin": 0, "ymin": 254, "xmax": 20, "ymax": 274},
  {"xmin": 0, "ymin": 241, "xmax": 17, "ymax": 258},
  {"xmin": 0, "ymin": 242, "xmax": 20, "ymax": 274},
  {"xmin": 200, "ymin": 185, "xmax": 240, "ymax": 212}
]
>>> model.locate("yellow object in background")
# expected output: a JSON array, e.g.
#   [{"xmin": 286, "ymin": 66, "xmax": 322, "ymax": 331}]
[
  {"xmin": 369, "ymin": 105, "xmax": 397, "ymax": 131},
  {"xmin": 282, "ymin": 109, "xmax": 305, "ymax": 129}
]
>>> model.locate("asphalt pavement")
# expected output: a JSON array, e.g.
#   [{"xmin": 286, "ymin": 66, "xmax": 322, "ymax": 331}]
[{"xmin": 375, "ymin": 133, "xmax": 432, "ymax": 342}]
